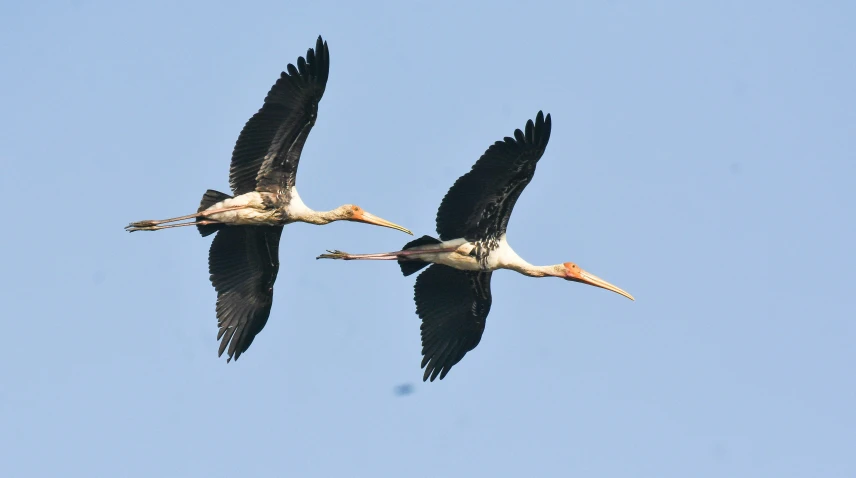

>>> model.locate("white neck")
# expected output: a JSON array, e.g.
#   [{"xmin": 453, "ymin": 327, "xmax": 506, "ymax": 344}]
[
  {"xmin": 285, "ymin": 186, "xmax": 343, "ymax": 225},
  {"xmin": 493, "ymin": 235, "xmax": 563, "ymax": 278},
  {"xmin": 504, "ymin": 261, "xmax": 563, "ymax": 278}
]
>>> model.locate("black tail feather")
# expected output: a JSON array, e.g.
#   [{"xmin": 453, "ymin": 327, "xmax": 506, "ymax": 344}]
[
  {"xmin": 197, "ymin": 189, "xmax": 232, "ymax": 237},
  {"xmin": 403, "ymin": 235, "xmax": 442, "ymax": 250},
  {"xmin": 400, "ymin": 261, "xmax": 431, "ymax": 277},
  {"xmin": 398, "ymin": 235, "xmax": 441, "ymax": 277}
]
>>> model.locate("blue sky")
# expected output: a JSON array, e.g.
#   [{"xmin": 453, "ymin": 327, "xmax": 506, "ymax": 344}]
[{"xmin": 1, "ymin": 1, "xmax": 854, "ymax": 476}]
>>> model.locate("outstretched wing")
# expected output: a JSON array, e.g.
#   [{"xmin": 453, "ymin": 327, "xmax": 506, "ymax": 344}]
[
  {"xmin": 436, "ymin": 111, "xmax": 552, "ymax": 241},
  {"xmin": 208, "ymin": 226, "xmax": 284, "ymax": 361},
  {"xmin": 229, "ymin": 36, "xmax": 330, "ymax": 195},
  {"xmin": 414, "ymin": 264, "xmax": 493, "ymax": 381}
]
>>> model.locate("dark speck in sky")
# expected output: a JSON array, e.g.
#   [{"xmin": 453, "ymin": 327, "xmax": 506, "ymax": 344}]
[
  {"xmin": 92, "ymin": 270, "xmax": 105, "ymax": 285},
  {"xmin": 730, "ymin": 163, "xmax": 741, "ymax": 174},
  {"xmin": 394, "ymin": 384, "xmax": 414, "ymax": 396}
]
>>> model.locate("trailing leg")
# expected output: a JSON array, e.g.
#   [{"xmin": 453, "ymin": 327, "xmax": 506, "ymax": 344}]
[
  {"xmin": 315, "ymin": 246, "xmax": 459, "ymax": 261},
  {"xmin": 125, "ymin": 189, "xmax": 241, "ymax": 233},
  {"xmin": 126, "ymin": 220, "xmax": 221, "ymax": 232}
]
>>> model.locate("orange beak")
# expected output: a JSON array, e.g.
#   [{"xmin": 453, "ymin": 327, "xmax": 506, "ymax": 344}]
[
  {"xmin": 352, "ymin": 210, "xmax": 413, "ymax": 235},
  {"xmin": 569, "ymin": 268, "xmax": 634, "ymax": 301}
]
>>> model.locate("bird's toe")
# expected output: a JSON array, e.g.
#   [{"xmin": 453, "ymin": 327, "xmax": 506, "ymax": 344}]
[
  {"xmin": 129, "ymin": 220, "xmax": 158, "ymax": 227},
  {"xmin": 316, "ymin": 250, "xmax": 349, "ymax": 260}
]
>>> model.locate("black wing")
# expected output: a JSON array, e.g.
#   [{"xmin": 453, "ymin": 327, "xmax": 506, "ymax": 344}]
[
  {"xmin": 414, "ymin": 264, "xmax": 493, "ymax": 381},
  {"xmin": 208, "ymin": 226, "xmax": 284, "ymax": 361},
  {"xmin": 436, "ymin": 111, "xmax": 552, "ymax": 241},
  {"xmin": 229, "ymin": 36, "xmax": 330, "ymax": 195}
]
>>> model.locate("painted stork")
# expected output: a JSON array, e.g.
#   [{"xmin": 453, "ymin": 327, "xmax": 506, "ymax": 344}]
[
  {"xmin": 317, "ymin": 111, "xmax": 633, "ymax": 381},
  {"xmin": 126, "ymin": 36, "xmax": 412, "ymax": 361}
]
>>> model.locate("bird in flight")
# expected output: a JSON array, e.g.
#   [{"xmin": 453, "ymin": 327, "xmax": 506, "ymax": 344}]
[
  {"xmin": 126, "ymin": 36, "xmax": 412, "ymax": 361},
  {"xmin": 318, "ymin": 111, "xmax": 632, "ymax": 381}
]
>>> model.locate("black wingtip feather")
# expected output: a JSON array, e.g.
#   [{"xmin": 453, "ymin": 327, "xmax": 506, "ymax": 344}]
[
  {"xmin": 539, "ymin": 112, "xmax": 552, "ymax": 147},
  {"xmin": 306, "ymin": 35, "xmax": 329, "ymax": 84}
]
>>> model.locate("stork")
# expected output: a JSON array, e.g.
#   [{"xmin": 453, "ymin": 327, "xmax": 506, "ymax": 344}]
[
  {"xmin": 127, "ymin": 36, "xmax": 412, "ymax": 361},
  {"xmin": 318, "ymin": 111, "xmax": 632, "ymax": 381}
]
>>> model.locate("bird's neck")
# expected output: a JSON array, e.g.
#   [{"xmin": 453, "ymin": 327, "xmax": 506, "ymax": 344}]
[
  {"xmin": 506, "ymin": 262, "xmax": 564, "ymax": 278},
  {"xmin": 285, "ymin": 187, "xmax": 345, "ymax": 225},
  {"xmin": 294, "ymin": 207, "xmax": 345, "ymax": 225},
  {"xmin": 493, "ymin": 237, "xmax": 563, "ymax": 278}
]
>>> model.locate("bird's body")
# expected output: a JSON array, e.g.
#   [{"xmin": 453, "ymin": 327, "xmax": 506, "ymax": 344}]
[
  {"xmin": 376, "ymin": 235, "xmax": 539, "ymax": 273},
  {"xmin": 319, "ymin": 111, "xmax": 633, "ymax": 381},
  {"xmin": 203, "ymin": 191, "xmax": 284, "ymax": 226},
  {"xmin": 200, "ymin": 187, "xmax": 355, "ymax": 226},
  {"xmin": 127, "ymin": 36, "xmax": 411, "ymax": 361}
]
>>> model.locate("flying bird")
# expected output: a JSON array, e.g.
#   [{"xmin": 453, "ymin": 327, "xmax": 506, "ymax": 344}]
[
  {"xmin": 126, "ymin": 36, "xmax": 412, "ymax": 361},
  {"xmin": 318, "ymin": 111, "xmax": 633, "ymax": 381}
]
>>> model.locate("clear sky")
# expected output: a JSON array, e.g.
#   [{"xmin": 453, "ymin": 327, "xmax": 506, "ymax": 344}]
[{"xmin": 1, "ymin": 1, "xmax": 854, "ymax": 476}]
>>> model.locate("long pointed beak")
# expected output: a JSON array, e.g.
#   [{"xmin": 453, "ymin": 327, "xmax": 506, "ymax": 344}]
[
  {"xmin": 577, "ymin": 269, "xmax": 635, "ymax": 301},
  {"xmin": 355, "ymin": 211, "xmax": 413, "ymax": 235}
]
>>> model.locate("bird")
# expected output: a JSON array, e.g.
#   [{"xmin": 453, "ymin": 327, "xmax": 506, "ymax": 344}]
[
  {"xmin": 317, "ymin": 111, "xmax": 633, "ymax": 381},
  {"xmin": 126, "ymin": 36, "xmax": 412, "ymax": 362}
]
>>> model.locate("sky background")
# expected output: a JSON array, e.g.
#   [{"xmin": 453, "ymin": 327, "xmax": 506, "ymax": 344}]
[{"xmin": 1, "ymin": 1, "xmax": 854, "ymax": 476}]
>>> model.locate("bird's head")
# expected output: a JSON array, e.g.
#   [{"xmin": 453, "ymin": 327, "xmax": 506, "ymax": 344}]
[
  {"xmin": 561, "ymin": 262, "xmax": 634, "ymax": 301},
  {"xmin": 338, "ymin": 205, "xmax": 413, "ymax": 235}
]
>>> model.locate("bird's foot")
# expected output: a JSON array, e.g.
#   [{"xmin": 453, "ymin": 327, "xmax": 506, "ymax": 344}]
[
  {"xmin": 125, "ymin": 220, "xmax": 159, "ymax": 232},
  {"xmin": 125, "ymin": 219, "xmax": 209, "ymax": 232},
  {"xmin": 125, "ymin": 224, "xmax": 157, "ymax": 232},
  {"xmin": 316, "ymin": 250, "xmax": 351, "ymax": 260}
]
